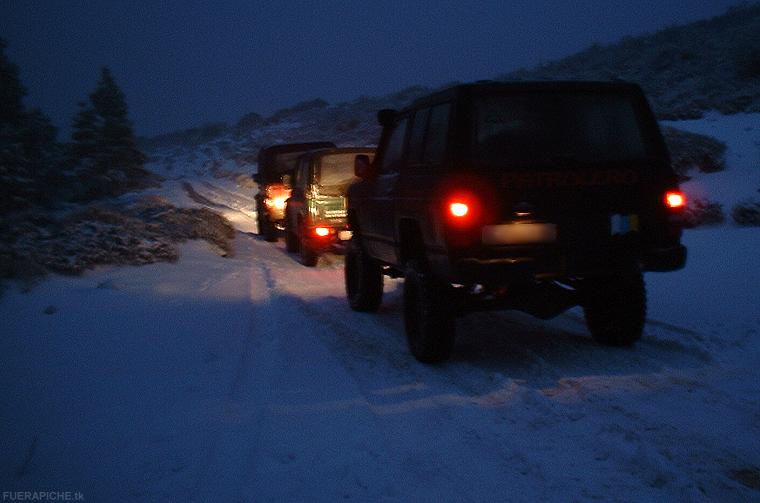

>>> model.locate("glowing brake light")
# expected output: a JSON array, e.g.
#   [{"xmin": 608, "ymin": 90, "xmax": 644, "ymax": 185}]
[
  {"xmin": 665, "ymin": 191, "xmax": 685, "ymax": 209},
  {"xmin": 314, "ymin": 227, "xmax": 330, "ymax": 237},
  {"xmin": 449, "ymin": 202, "xmax": 469, "ymax": 218},
  {"xmin": 265, "ymin": 197, "xmax": 287, "ymax": 210}
]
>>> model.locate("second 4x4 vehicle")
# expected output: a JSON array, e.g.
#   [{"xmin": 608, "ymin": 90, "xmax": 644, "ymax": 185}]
[
  {"xmin": 254, "ymin": 142, "xmax": 335, "ymax": 241},
  {"xmin": 345, "ymin": 81, "xmax": 687, "ymax": 363},
  {"xmin": 285, "ymin": 147, "xmax": 375, "ymax": 266}
]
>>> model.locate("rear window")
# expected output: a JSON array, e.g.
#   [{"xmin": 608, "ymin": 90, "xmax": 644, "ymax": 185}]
[
  {"xmin": 263, "ymin": 151, "xmax": 310, "ymax": 183},
  {"xmin": 423, "ymin": 104, "xmax": 450, "ymax": 163},
  {"xmin": 317, "ymin": 153, "xmax": 374, "ymax": 195},
  {"xmin": 472, "ymin": 92, "xmax": 652, "ymax": 166}
]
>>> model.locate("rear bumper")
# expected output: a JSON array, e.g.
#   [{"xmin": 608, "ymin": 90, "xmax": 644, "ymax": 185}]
[
  {"xmin": 303, "ymin": 226, "xmax": 352, "ymax": 253},
  {"xmin": 447, "ymin": 242, "xmax": 686, "ymax": 284}
]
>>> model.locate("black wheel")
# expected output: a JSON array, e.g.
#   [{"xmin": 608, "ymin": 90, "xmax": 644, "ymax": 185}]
[
  {"xmin": 582, "ymin": 267, "xmax": 646, "ymax": 346},
  {"xmin": 403, "ymin": 260, "xmax": 455, "ymax": 363},
  {"xmin": 344, "ymin": 235, "xmax": 383, "ymax": 311},
  {"xmin": 262, "ymin": 216, "xmax": 278, "ymax": 242},
  {"xmin": 257, "ymin": 202, "xmax": 278, "ymax": 242},
  {"xmin": 298, "ymin": 223, "xmax": 318, "ymax": 267},
  {"xmin": 256, "ymin": 200, "xmax": 267, "ymax": 237},
  {"xmin": 285, "ymin": 214, "xmax": 298, "ymax": 253}
]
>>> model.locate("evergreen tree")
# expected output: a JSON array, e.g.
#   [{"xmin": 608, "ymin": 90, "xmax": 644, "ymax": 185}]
[
  {"xmin": 0, "ymin": 37, "xmax": 28, "ymax": 212},
  {"xmin": 0, "ymin": 38, "xmax": 26, "ymax": 126},
  {"xmin": 87, "ymin": 67, "xmax": 145, "ymax": 170},
  {"xmin": 69, "ymin": 67, "xmax": 150, "ymax": 200},
  {"xmin": 0, "ymin": 38, "xmax": 59, "ymax": 213},
  {"xmin": 69, "ymin": 101, "xmax": 99, "ymax": 165}
]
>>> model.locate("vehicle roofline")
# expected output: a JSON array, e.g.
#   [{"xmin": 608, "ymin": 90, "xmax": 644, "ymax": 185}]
[
  {"xmin": 403, "ymin": 80, "xmax": 644, "ymax": 112},
  {"xmin": 295, "ymin": 147, "xmax": 375, "ymax": 162},
  {"xmin": 258, "ymin": 141, "xmax": 336, "ymax": 161}
]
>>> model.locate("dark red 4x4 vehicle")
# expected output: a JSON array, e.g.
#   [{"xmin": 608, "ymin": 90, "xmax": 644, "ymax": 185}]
[{"xmin": 345, "ymin": 81, "xmax": 687, "ymax": 363}]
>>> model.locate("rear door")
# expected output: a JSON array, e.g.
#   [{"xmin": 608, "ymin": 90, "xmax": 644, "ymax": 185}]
[
  {"xmin": 287, "ymin": 156, "xmax": 310, "ymax": 228},
  {"xmin": 470, "ymin": 90, "xmax": 665, "ymax": 258},
  {"xmin": 397, "ymin": 104, "xmax": 452, "ymax": 255},
  {"xmin": 365, "ymin": 116, "xmax": 409, "ymax": 262}
]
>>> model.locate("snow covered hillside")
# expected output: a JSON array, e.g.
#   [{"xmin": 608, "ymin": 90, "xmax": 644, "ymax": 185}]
[
  {"xmin": 663, "ymin": 112, "xmax": 760, "ymax": 213},
  {"xmin": 2, "ymin": 109, "xmax": 760, "ymax": 500}
]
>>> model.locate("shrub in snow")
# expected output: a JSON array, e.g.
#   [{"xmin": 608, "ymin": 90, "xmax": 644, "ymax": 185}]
[
  {"xmin": 731, "ymin": 200, "xmax": 760, "ymax": 226},
  {"xmin": 0, "ymin": 197, "xmax": 235, "ymax": 284},
  {"xmin": 680, "ymin": 197, "xmax": 725, "ymax": 228},
  {"xmin": 662, "ymin": 127, "xmax": 726, "ymax": 179}
]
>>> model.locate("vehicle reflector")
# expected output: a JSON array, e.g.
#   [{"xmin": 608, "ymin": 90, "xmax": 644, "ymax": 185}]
[
  {"xmin": 665, "ymin": 191, "xmax": 685, "ymax": 209},
  {"xmin": 449, "ymin": 202, "xmax": 469, "ymax": 218},
  {"xmin": 314, "ymin": 227, "xmax": 330, "ymax": 237}
]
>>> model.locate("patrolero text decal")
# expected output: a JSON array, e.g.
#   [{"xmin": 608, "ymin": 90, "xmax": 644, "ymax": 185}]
[{"xmin": 500, "ymin": 169, "xmax": 639, "ymax": 189}]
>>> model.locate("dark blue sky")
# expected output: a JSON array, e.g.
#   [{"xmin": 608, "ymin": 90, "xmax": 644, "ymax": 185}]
[{"xmin": 0, "ymin": 0, "xmax": 741, "ymax": 137}]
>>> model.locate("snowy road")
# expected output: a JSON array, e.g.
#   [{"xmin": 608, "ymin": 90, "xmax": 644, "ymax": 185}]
[{"xmin": 3, "ymin": 217, "xmax": 760, "ymax": 501}]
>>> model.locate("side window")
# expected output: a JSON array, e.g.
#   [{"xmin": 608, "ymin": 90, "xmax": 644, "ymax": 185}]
[
  {"xmin": 423, "ymin": 104, "xmax": 450, "ymax": 163},
  {"xmin": 295, "ymin": 159, "xmax": 309, "ymax": 190},
  {"xmin": 407, "ymin": 108, "xmax": 430, "ymax": 162},
  {"xmin": 379, "ymin": 118, "xmax": 408, "ymax": 174}
]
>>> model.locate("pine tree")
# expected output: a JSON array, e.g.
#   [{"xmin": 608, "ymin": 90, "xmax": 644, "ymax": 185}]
[
  {"xmin": 69, "ymin": 67, "xmax": 151, "ymax": 200},
  {"xmin": 69, "ymin": 101, "xmax": 99, "ymax": 166},
  {"xmin": 0, "ymin": 38, "xmax": 26, "ymax": 127},
  {"xmin": 0, "ymin": 38, "xmax": 59, "ymax": 212},
  {"xmin": 87, "ymin": 67, "xmax": 145, "ymax": 171}
]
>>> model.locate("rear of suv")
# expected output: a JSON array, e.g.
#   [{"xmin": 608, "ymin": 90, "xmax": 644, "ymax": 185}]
[
  {"xmin": 284, "ymin": 147, "xmax": 375, "ymax": 266},
  {"xmin": 345, "ymin": 81, "xmax": 687, "ymax": 363},
  {"xmin": 254, "ymin": 142, "xmax": 335, "ymax": 241}
]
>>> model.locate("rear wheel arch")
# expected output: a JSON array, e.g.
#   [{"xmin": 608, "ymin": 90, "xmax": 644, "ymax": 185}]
[{"xmin": 398, "ymin": 218, "xmax": 426, "ymax": 267}]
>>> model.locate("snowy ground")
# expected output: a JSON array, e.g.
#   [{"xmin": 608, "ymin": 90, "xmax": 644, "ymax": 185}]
[{"xmin": 2, "ymin": 114, "xmax": 760, "ymax": 502}]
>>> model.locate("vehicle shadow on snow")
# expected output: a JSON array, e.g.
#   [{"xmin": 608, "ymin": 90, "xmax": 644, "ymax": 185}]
[
  {"xmin": 263, "ymin": 236, "xmax": 346, "ymax": 268},
  {"xmin": 450, "ymin": 309, "xmax": 712, "ymax": 388},
  {"xmin": 240, "ymin": 236, "xmax": 712, "ymax": 392},
  {"xmin": 304, "ymin": 282, "xmax": 713, "ymax": 392}
]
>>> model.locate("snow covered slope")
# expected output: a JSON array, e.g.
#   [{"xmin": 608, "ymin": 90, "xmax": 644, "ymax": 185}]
[{"xmin": 663, "ymin": 112, "xmax": 760, "ymax": 212}]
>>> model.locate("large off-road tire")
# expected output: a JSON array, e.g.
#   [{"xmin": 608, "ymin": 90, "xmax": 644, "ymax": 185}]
[
  {"xmin": 298, "ymin": 224, "xmax": 318, "ymax": 267},
  {"xmin": 285, "ymin": 218, "xmax": 298, "ymax": 253},
  {"xmin": 582, "ymin": 267, "xmax": 646, "ymax": 346},
  {"xmin": 344, "ymin": 236, "xmax": 383, "ymax": 312},
  {"xmin": 257, "ymin": 204, "xmax": 278, "ymax": 242},
  {"xmin": 262, "ymin": 217, "xmax": 278, "ymax": 242},
  {"xmin": 403, "ymin": 260, "xmax": 455, "ymax": 363},
  {"xmin": 256, "ymin": 201, "xmax": 267, "ymax": 237}
]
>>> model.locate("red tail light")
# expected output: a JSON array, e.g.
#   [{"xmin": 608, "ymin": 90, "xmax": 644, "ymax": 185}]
[
  {"xmin": 665, "ymin": 191, "xmax": 685, "ymax": 209},
  {"xmin": 314, "ymin": 227, "xmax": 330, "ymax": 237},
  {"xmin": 445, "ymin": 193, "xmax": 481, "ymax": 228},
  {"xmin": 449, "ymin": 202, "xmax": 469, "ymax": 218}
]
